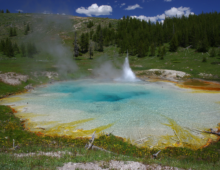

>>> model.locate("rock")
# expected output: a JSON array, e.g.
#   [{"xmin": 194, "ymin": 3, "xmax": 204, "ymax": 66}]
[
  {"xmin": 0, "ymin": 72, "xmax": 29, "ymax": 85},
  {"xmin": 190, "ymin": 69, "xmax": 193, "ymax": 71},
  {"xmin": 24, "ymin": 84, "xmax": 33, "ymax": 90}
]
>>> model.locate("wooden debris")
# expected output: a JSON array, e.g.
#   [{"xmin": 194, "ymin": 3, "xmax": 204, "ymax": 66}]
[{"xmin": 153, "ymin": 150, "xmax": 161, "ymax": 159}]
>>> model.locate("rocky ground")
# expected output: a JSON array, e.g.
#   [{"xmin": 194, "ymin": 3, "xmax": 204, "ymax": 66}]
[
  {"xmin": 135, "ymin": 69, "xmax": 191, "ymax": 82},
  {"xmin": 0, "ymin": 71, "xmax": 58, "ymax": 85},
  {"xmin": 58, "ymin": 161, "xmax": 185, "ymax": 170}
]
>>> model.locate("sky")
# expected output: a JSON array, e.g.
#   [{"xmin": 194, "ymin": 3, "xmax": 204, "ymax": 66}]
[{"xmin": 1, "ymin": 0, "xmax": 220, "ymax": 22}]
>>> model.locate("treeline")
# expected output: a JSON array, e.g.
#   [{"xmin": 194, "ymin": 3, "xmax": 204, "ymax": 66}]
[
  {"xmin": 77, "ymin": 12, "xmax": 220, "ymax": 58},
  {"xmin": 0, "ymin": 38, "xmax": 37, "ymax": 58},
  {"xmin": 116, "ymin": 12, "xmax": 220, "ymax": 56},
  {"xmin": 0, "ymin": 9, "xmax": 10, "ymax": 13}
]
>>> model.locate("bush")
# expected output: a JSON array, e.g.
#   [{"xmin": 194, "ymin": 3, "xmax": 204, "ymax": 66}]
[
  {"xmin": 202, "ymin": 56, "xmax": 207, "ymax": 62},
  {"xmin": 210, "ymin": 48, "xmax": 216, "ymax": 57}
]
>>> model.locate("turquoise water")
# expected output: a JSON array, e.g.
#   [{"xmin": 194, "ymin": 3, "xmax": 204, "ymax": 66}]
[{"xmin": 4, "ymin": 79, "xmax": 220, "ymax": 142}]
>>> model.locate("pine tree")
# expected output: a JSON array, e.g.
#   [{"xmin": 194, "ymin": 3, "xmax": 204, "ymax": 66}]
[
  {"xmin": 162, "ymin": 46, "xmax": 166, "ymax": 56},
  {"xmin": 218, "ymin": 48, "xmax": 220, "ymax": 56},
  {"xmin": 5, "ymin": 38, "xmax": 14, "ymax": 57},
  {"xmin": 98, "ymin": 30, "xmax": 103, "ymax": 52},
  {"xmin": 197, "ymin": 32, "xmax": 209, "ymax": 52},
  {"xmin": 90, "ymin": 30, "xmax": 94, "ymax": 40},
  {"xmin": 87, "ymin": 21, "xmax": 94, "ymax": 28},
  {"xmin": 13, "ymin": 43, "xmax": 20, "ymax": 53},
  {"xmin": 137, "ymin": 42, "xmax": 145, "ymax": 58},
  {"xmin": 157, "ymin": 45, "xmax": 162, "ymax": 57},
  {"xmin": 202, "ymin": 56, "xmax": 207, "ymax": 62},
  {"xmin": 94, "ymin": 42, "xmax": 98, "ymax": 51},
  {"xmin": 9, "ymin": 27, "xmax": 13, "ymax": 37},
  {"xmin": 1, "ymin": 10, "xmax": 4, "ymax": 13},
  {"xmin": 109, "ymin": 22, "xmax": 112, "ymax": 28},
  {"xmin": 89, "ymin": 43, "xmax": 93, "ymax": 59},
  {"xmin": 169, "ymin": 34, "xmax": 178, "ymax": 52},
  {"xmin": 150, "ymin": 43, "xmax": 155, "ymax": 56},
  {"xmin": 13, "ymin": 27, "xmax": 17, "ymax": 36},
  {"xmin": 73, "ymin": 32, "xmax": 79, "ymax": 59},
  {"xmin": 0, "ymin": 40, "xmax": 5, "ymax": 52},
  {"xmin": 6, "ymin": 9, "xmax": 10, "ymax": 13},
  {"xmin": 24, "ymin": 24, "xmax": 30, "ymax": 35},
  {"xmin": 27, "ymin": 24, "xmax": 30, "ymax": 31},
  {"xmin": 20, "ymin": 43, "xmax": 26, "ymax": 57}
]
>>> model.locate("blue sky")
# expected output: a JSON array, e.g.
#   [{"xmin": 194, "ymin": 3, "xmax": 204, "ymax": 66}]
[{"xmin": 1, "ymin": 0, "xmax": 220, "ymax": 22}]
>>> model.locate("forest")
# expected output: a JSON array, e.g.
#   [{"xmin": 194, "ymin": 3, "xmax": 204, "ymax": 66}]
[{"xmin": 78, "ymin": 11, "xmax": 220, "ymax": 58}]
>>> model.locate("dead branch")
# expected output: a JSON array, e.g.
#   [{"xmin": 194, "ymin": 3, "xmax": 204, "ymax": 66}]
[{"xmin": 153, "ymin": 150, "xmax": 161, "ymax": 159}]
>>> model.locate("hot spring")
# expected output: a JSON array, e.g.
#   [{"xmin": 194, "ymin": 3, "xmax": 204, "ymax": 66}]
[{"xmin": 1, "ymin": 57, "xmax": 220, "ymax": 149}]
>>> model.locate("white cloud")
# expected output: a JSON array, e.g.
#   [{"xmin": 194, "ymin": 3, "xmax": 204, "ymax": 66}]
[
  {"xmin": 120, "ymin": 3, "xmax": 126, "ymax": 8},
  {"xmin": 164, "ymin": 0, "xmax": 172, "ymax": 2},
  {"xmin": 131, "ymin": 6, "xmax": 194, "ymax": 23},
  {"xmin": 76, "ymin": 3, "xmax": 112, "ymax": 16},
  {"xmin": 43, "ymin": 11, "xmax": 52, "ymax": 14},
  {"xmin": 165, "ymin": 7, "xmax": 194, "ymax": 17},
  {"xmin": 17, "ymin": 9, "xmax": 23, "ymax": 12},
  {"xmin": 125, "ymin": 4, "xmax": 142, "ymax": 10},
  {"xmin": 131, "ymin": 14, "xmax": 165, "ymax": 22}
]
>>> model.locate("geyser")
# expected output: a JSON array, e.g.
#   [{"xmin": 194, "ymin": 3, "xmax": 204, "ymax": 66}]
[{"xmin": 116, "ymin": 52, "xmax": 139, "ymax": 82}]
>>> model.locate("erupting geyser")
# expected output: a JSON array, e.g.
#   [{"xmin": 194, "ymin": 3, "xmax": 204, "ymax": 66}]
[{"xmin": 116, "ymin": 51, "xmax": 139, "ymax": 82}]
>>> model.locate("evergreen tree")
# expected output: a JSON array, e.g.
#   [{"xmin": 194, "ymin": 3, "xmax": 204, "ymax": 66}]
[
  {"xmin": 87, "ymin": 21, "xmax": 94, "ymax": 28},
  {"xmin": 197, "ymin": 32, "xmax": 209, "ymax": 52},
  {"xmin": 98, "ymin": 30, "xmax": 103, "ymax": 52},
  {"xmin": 0, "ymin": 40, "xmax": 5, "ymax": 52},
  {"xmin": 150, "ymin": 43, "xmax": 155, "ymax": 56},
  {"xmin": 73, "ymin": 32, "xmax": 79, "ymax": 59},
  {"xmin": 6, "ymin": 9, "xmax": 10, "ymax": 13},
  {"xmin": 5, "ymin": 38, "xmax": 14, "ymax": 57},
  {"xmin": 13, "ymin": 27, "xmax": 17, "ymax": 36},
  {"xmin": 90, "ymin": 29, "xmax": 94, "ymax": 39},
  {"xmin": 202, "ymin": 56, "xmax": 207, "ymax": 62},
  {"xmin": 169, "ymin": 34, "xmax": 178, "ymax": 52},
  {"xmin": 162, "ymin": 46, "xmax": 166, "ymax": 56},
  {"xmin": 94, "ymin": 42, "xmax": 98, "ymax": 51},
  {"xmin": 27, "ymin": 23, "xmax": 30, "ymax": 31},
  {"xmin": 157, "ymin": 45, "xmax": 162, "ymax": 57},
  {"xmin": 1, "ymin": 10, "xmax": 4, "ymax": 13},
  {"xmin": 89, "ymin": 43, "xmax": 93, "ymax": 59},
  {"xmin": 109, "ymin": 22, "xmax": 112, "ymax": 28},
  {"xmin": 13, "ymin": 43, "xmax": 20, "ymax": 53},
  {"xmin": 218, "ymin": 48, "xmax": 220, "ymax": 56},
  {"xmin": 20, "ymin": 43, "xmax": 26, "ymax": 57},
  {"xmin": 9, "ymin": 27, "xmax": 13, "ymax": 37},
  {"xmin": 24, "ymin": 24, "xmax": 30, "ymax": 35},
  {"xmin": 137, "ymin": 42, "xmax": 145, "ymax": 58}
]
